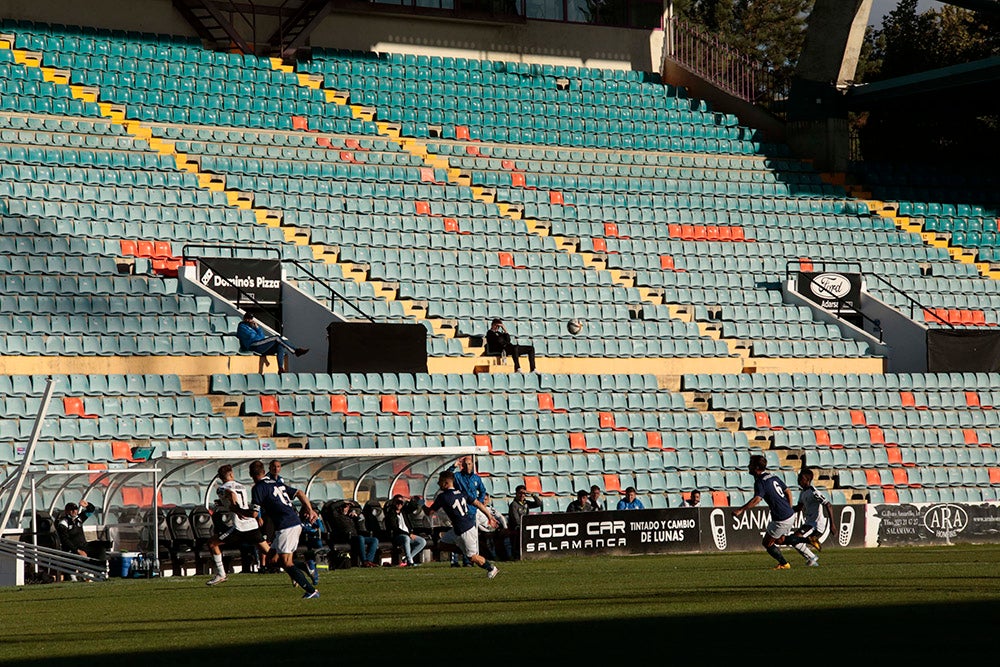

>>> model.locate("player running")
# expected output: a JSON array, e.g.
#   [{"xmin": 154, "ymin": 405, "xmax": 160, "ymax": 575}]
[
  {"xmin": 783, "ymin": 467, "xmax": 836, "ymax": 567},
  {"xmin": 733, "ymin": 454, "xmax": 796, "ymax": 570},
  {"xmin": 206, "ymin": 464, "xmax": 270, "ymax": 585},
  {"xmin": 427, "ymin": 470, "xmax": 499, "ymax": 579},
  {"xmin": 233, "ymin": 460, "xmax": 321, "ymax": 599}
]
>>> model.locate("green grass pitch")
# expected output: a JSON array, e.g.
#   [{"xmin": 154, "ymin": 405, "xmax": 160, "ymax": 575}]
[{"xmin": 2, "ymin": 544, "xmax": 998, "ymax": 665}]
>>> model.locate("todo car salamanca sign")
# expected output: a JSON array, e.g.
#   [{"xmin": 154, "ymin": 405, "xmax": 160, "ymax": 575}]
[
  {"xmin": 519, "ymin": 505, "xmax": 869, "ymax": 559},
  {"xmin": 520, "ymin": 509, "xmax": 700, "ymax": 558}
]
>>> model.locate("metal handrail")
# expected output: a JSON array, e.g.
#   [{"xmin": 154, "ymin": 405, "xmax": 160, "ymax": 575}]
[
  {"xmin": 786, "ymin": 260, "xmax": 893, "ymax": 344},
  {"xmin": 664, "ymin": 15, "xmax": 788, "ymax": 112},
  {"xmin": 181, "ymin": 243, "xmax": 374, "ymax": 324},
  {"xmin": 787, "ymin": 259, "xmax": 957, "ymax": 333},
  {"xmin": 0, "ymin": 537, "xmax": 108, "ymax": 582}
]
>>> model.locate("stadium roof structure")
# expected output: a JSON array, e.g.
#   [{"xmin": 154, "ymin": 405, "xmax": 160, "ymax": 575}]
[
  {"xmin": 2, "ymin": 446, "xmax": 481, "ymax": 531},
  {"xmin": 847, "ymin": 55, "xmax": 1000, "ymax": 113},
  {"xmin": 0, "ymin": 378, "xmax": 481, "ymax": 530}
]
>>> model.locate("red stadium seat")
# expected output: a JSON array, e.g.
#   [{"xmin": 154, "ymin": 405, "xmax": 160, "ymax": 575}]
[
  {"xmin": 886, "ymin": 446, "xmax": 905, "ymax": 466},
  {"xmin": 569, "ymin": 432, "xmax": 597, "ymax": 451},
  {"xmin": 475, "ymin": 434, "xmax": 495, "ymax": 453},
  {"xmin": 63, "ymin": 396, "xmax": 97, "ymax": 418},
  {"xmin": 537, "ymin": 393, "xmax": 566, "ymax": 413},
  {"xmin": 88, "ymin": 463, "xmax": 109, "ymax": 486},
  {"xmin": 603, "ymin": 474, "xmax": 622, "ymax": 493},
  {"xmin": 259, "ymin": 395, "xmax": 291, "ymax": 416},
  {"xmin": 330, "ymin": 395, "xmax": 360, "ymax": 416},
  {"xmin": 598, "ymin": 412, "xmax": 626, "ymax": 431},
  {"xmin": 111, "ymin": 440, "xmax": 139, "ymax": 462},
  {"xmin": 380, "ymin": 395, "xmax": 410, "ymax": 416}
]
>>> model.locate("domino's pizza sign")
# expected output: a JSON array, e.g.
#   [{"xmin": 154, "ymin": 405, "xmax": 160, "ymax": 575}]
[
  {"xmin": 798, "ymin": 271, "xmax": 862, "ymax": 314},
  {"xmin": 197, "ymin": 257, "xmax": 281, "ymax": 307}
]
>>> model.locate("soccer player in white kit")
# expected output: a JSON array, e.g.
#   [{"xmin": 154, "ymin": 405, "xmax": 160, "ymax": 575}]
[
  {"xmin": 206, "ymin": 464, "xmax": 270, "ymax": 585},
  {"xmin": 784, "ymin": 467, "xmax": 835, "ymax": 567}
]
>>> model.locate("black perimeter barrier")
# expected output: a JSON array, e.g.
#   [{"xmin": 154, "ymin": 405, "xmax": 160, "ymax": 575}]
[
  {"xmin": 927, "ymin": 328, "xmax": 1000, "ymax": 372},
  {"xmin": 326, "ymin": 322, "xmax": 428, "ymax": 374},
  {"xmin": 520, "ymin": 505, "xmax": 868, "ymax": 558},
  {"xmin": 520, "ymin": 501, "xmax": 1000, "ymax": 558}
]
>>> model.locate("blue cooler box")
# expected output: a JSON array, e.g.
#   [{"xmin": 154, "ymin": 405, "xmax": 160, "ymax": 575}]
[{"xmin": 108, "ymin": 552, "xmax": 141, "ymax": 578}]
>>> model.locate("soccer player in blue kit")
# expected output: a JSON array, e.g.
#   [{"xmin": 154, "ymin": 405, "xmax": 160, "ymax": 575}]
[
  {"xmin": 733, "ymin": 454, "xmax": 796, "ymax": 569},
  {"xmin": 428, "ymin": 470, "xmax": 499, "ymax": 579},
  {"xmin": 236, "ymin": 460, "xmax": 321, "ymax": 598}
]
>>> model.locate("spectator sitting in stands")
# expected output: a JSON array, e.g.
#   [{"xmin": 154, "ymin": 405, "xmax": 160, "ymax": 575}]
[
  {"xmin": 235, "ymin": 311, "xmax": 308, "ymax": 374},
  {"xmin": 566, "ymin": 489, "xmax": 593, "ymax": 513},
  {"xmin": 327, "ymin": 501, "xmax": 380, "ymax": 568},
  {"xmin": 589, "ymin": 485, "xmax": 607, "ymax": 511},
  {"xmin": 384, "ymin": 495, "xmax": 427, "ymax": 567},
  {"xmin": 484, "ymin": 318, "xmax": 536, "ymax": 372},
  {"xmin": 685, "ymin": 490, "xmax": 702, "ymax": 507},
  {"xmin": 617, "ymin": 487, "xmax": 645, "ymax": 511}
]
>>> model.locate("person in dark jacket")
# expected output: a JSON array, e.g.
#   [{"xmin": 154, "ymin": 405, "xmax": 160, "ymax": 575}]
[
  {"xmin": 56, "ymin": 501, "xmax": 102, "ymax": 558},
  {"xmin": 235, "ymin": 311, "xmax": 308, "ymax": 374},
  {"xmin": 507, "ymin": 484, "xmax": 542, "ymax": 560},
  {"xmin": 484, "ymin": 318, "xmax": 536, "ymax": 372},
  {"xmin": 384, "ymin": 495, "xmax": 427, "ymax": 567},
  {"xmin": 327, "ymin": 502, "xmax": 380, "ymax": 567},
  {"xmin": 566, "ymin": 489, "xmax": 593, "ymax": 513}
]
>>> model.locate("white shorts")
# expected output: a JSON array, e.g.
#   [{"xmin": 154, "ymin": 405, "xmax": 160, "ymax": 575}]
[
  {"xmin": 766, "ymin": 516, "xmax": 796, "ymax": 540},
  {"xmin": 272, "ymin": 524, "xmax": 302, "ymax": 555},
  {"xmin": 439, "ymin": 527, "xmax": 479, "ymax": 558}
]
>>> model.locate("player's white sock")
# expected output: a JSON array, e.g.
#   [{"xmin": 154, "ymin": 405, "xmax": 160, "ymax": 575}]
[
  {"xmin": 213, "ymin": 554, "xmax": 225, "ymax": 576},
  {"xmin": 794, "ymin": 544, "xmax": 814, "ymax": 560}
]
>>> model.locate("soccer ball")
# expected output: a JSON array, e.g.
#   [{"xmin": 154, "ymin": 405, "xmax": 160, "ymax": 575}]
[{"xmin": 566, "ymin": 318, "xmax": 584, "ymax": 335}]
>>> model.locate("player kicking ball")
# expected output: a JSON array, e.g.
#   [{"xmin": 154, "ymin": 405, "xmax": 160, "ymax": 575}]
[
  {"xmin": 427, "ymin": 470, "xmax": 499, "ymax": 579},
  {"xmin": 233, "ymin": 460, "xmax": 321, "ymax": 598}
]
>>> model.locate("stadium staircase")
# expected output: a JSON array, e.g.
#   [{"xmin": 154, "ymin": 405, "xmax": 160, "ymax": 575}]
[{"xmin": 0, "ymin": 20, "xmax": 999, "ymax": 555}]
